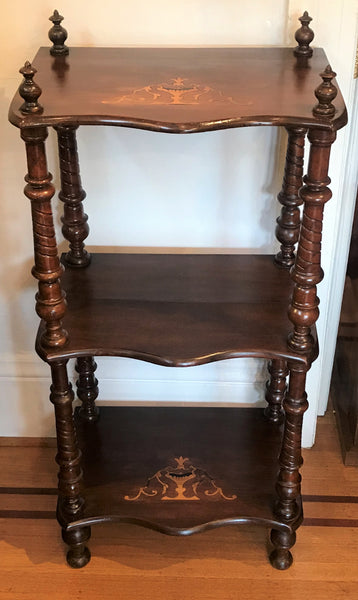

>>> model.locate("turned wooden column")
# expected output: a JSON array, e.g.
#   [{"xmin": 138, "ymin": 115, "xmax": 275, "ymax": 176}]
[
  {"xmin": 275, "ymin": 127, "xmax": 306, "ymax": 269},
  {"xmin": 265, "ymin": 359, "xmax": 288, "ymax": 423},
  {"xmin": 50, "ymin": 360, "xmax": 91, "ymax": 568},
  {"xmin": 55, "ymin": 125, "xmax": 90, "ymax": 267},
  {"xmin": 76, "ymin": 356, "xmax": 99, "ymax": 422},
  {"xmin": 21, "ymin": 126, "xmax": 68, "ymax": 348},
  {"xmin": 287, "ymin": 127, "xmax": 336, "ymax": 353},
  {"xmin": 270, "ymin": 362, "xmax": 308, "ymax": 570}
]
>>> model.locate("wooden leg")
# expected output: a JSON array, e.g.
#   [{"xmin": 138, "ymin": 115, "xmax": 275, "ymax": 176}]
[
  {"xmin": 62, "ymin": 527, "xmax": 91, "ymax": 569},
  {"xmin": 76, "ymin": 356, "xmax": 99, "ymax": 422},
  {"xmin": 264, "ymin": 359, "xmax": 287, "ymax": 423},
  {"xmin": 50, "ymin": 360, "xmax": 91, "ymax": 568},
  {"xmin": 270, "ymin": 362, "xmax": 308, "ymax": 570},
  {"xmin": 270, "ymin": 529, "xmax": 295, "ymax": 570}
]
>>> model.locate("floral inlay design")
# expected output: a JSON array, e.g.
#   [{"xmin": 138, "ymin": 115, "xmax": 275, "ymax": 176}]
[
  {"xmin": 124, "ymin": 456, "xmax": 237, "ymax": 501},
  {"xmin": 102, "ymin": 77, "xmax": 243, "ymax": 106}
]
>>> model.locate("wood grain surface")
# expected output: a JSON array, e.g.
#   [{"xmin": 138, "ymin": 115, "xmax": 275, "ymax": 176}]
[
  {"xmin": 35, "ymin": 253, "xmax": 316, "ymax": 366},
  {"xmin": 9, "ymin": 47, "xmax": 347, "ymax": 132}
]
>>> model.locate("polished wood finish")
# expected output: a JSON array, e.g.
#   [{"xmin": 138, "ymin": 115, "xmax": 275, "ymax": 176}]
[
  {"xmin": 21, "ymin": 126, "xmax": 67, "ymax": 348},
  {"xmin": 270, "ymin": 362, "xmax": 308, "ymax": 568},
  {"xmin": 48, "ymin": 10, "xmax": 69, "ymax": 57},
  {"xmin": 9, "ymin": 17, "xmax": 348, "ymax": 570},
  {"xmin": 294, "ymin": 11, "xmax": 314, "ymax": 58},
  {"xmin": 275, "ymin": 127, "xmax": 306, "ymax": 269},
  {"xmin": 35, "ymin": 253, "xmax": 316, "ymax": 366},
  {"xmin": 288, "ymin": 128, "xmax": 336, "ymax": 354},
  {"xmin": 19, "ymin": 62, "xmax": 43, "ymax": 114},
  {"xmin": 55, "ymin": 125, "xmax": 90, "ymax": 267},
  {"xmin": 9, "ymin": 47, "xmax": 347, "ymax": 133},
  {"xmin": 313, "ymin": 66, "xmax": 338, "ymax": 118},
  {"xmin": 65, "ymin": 407, "xmax": 288, "ymax": 535},
  {"xmin": 49, "ymin": 360, "xmax": 90, "ymax": 568},
  {"xmin": 75, "ymin": 357, "xmax": 99, "ymax": 422},
  {"xmin": 265, "ymin": 359, "xmax": 288, "ymax": 423}
]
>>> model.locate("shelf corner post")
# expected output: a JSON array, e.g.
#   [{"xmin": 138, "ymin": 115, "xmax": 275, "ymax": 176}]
[
  {"xmin": 275, "ymin": 127, "xmax": 306, "ymax": 269},
  {"xmin": 265, "ymin": 359, "xmax": 288, "ymax": 423},
  {"xmin": 287, "ymin": 126, "xmax": 336, "ymax": 354},
  {"xmin": 75, "ymin": 356, "xmax": 100, "ymax": 422},
  {"xmin": 270, "ymin": 361, "xmax": 308, "ymax": 570},
  {"xmin": 21, "ymin": 125, "xmax": 68, "ymax": 348},
  {"xmin": 55, "ymin": 125, "xmax": 91, "ymax": 268},
  {"xmin": 50, "ymin": 360, "xmax": 91, "ymax": 568}
]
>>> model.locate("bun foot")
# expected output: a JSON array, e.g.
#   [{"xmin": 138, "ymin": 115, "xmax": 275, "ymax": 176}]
[
  {"xmin": 67, "ymin": 545, "xmax": 91, "ymax": 569},
  {"xmin": 269, "ymin": 548, "xmax": 293, "ymax": 570},
  {"xmin": 269, "ymin": 528, "xmax": 295, "ymax": 570},
  {"xmin": 62, "ymin": 525, "xmax": 91, "ymax": 569}
]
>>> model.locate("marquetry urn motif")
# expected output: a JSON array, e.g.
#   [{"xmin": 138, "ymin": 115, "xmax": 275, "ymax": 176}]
[
  {"xmin": 102, "ymin": 77, "xmax": 243, "ymax": 106},
  {"xmin": 125, "ymin": 456, "xmax": 237, "ymax": 501}
]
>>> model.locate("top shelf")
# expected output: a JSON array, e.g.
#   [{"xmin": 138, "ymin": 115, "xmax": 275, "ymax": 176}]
[{"xmin": 9, "ymin": 46, "xmax": 347, "ymax": 133}]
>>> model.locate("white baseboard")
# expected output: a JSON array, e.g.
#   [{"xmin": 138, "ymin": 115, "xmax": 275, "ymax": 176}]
[{"xmin": 0, "ymin": 353, "xmax": 314, "ymax": 447}]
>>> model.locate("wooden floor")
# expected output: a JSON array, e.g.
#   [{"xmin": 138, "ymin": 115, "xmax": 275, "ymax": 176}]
[{"xmin": 1, "ymin": 407, "xmax": 358, "ymax": 600}]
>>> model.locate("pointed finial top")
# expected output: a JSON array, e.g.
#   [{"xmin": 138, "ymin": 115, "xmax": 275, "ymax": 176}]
[
  {"xmin": 313, "ymin": 65, "xmax": 338, "ymax": 118},
  {"xmin": 48, "ymin": 9, "xmax": 69, "ymax": 56},
  {"xmin": 294, "ymin": 10, "xmax": 314, "ymax": 58},
  {"xmin": 19, "ymin": 61, "xmax": 43, "ymax": 114},
  {"xmin": 300, "ymin": 11, "xmax": 312, "ymax": 25},
  {"xmin": 49, "ymin": 9, "xmax": 63, "ymax": 24}
]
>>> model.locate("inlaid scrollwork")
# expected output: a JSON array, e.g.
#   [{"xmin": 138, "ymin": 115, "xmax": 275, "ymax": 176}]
[{"xmin": 125, "ymin": 456, "xmax": 237, "ymax": 502}]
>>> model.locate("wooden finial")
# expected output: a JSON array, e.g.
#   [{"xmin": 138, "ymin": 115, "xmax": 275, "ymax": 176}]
[
  {"xmin": 19, "ymin": 61, "xmax": 43, "ymax": 114},
  {"xmin": 49, "ymin": 9, "xmax": 69, "ymax": 56},
  {"xmin": 313, "ymin": 65, "xmax": 337, "ymax": 117},
  {"xmin": 294, "ymin": 11, "xmax": 314, "ymax": 58}
]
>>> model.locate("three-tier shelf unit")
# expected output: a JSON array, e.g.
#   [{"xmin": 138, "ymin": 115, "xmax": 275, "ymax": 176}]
[{"xmin": 8, "ymin": 11, "xmax": 347, "ymax": 569}]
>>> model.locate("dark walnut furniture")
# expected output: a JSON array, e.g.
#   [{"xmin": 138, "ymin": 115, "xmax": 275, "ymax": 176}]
[{"xmin": 8, "ymin": 11, "xmax": 347, "ymax": 569}]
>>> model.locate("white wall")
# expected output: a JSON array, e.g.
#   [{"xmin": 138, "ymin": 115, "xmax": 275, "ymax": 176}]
[{"xmin": 0, "ymin": 0, "xmax": 357, "ymax": 445}]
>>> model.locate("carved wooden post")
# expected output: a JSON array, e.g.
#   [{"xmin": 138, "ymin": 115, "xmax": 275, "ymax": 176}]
[
  {"xmin": 21, "ymin": 126, "xmax": 68, "ymax": 348},
  {"xmin": 265, "ymin": 359, "xmax": 288, "ymax": 423},
  {"xmin": 271, "ymin": 66, "xmax": 339, "ymax": 570},
  {"xmin": 270, "ymin": 362, "xmax": 308, "ymax": 569},
  {"xmin": 50, "ymin": 360, "xmax": 91, "ymax": 568},
  {"xmin": 288, "ymin": 67, "xmax": 337, "ymax": 353},
  {"xmin": 76, "ymin": 356, "xmax": 99, "ymax": 422},
  {"xmin": 18, "ymin": 63, "xmax": 68, "ymax": 348},
  {"xmin": 288, "ymin": 126, "xmax": 336, "ymax": 352},
  {"xmin": 275, "ymin": 127, "xmax": 306, "ymax": 269},
  {"xmin": 55, "ymin": 126, "xmax": 91, "ymax": 267}
]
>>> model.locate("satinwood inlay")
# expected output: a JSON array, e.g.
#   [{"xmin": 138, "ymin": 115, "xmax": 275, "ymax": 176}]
[
  {"xmin": 9, "ymin": 10, "xmax": 347, "ymax": 571},
  {"xmin": 125, "ymin": 456, "xmax": 237, "ymax": 502},
  {"xmin": 102, "ymin": 76, "xmax": 241, "ymax": 106}
]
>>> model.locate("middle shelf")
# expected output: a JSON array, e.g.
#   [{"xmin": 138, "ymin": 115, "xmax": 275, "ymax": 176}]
[{"xmin": 36, "ymin": 253, "xmax": 315, "ymax": 366}]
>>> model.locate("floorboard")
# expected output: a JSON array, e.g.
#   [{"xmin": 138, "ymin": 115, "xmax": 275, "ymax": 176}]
[{"xmin": 0, "ymin": 406, "xmax": 357, "ymax": 599}]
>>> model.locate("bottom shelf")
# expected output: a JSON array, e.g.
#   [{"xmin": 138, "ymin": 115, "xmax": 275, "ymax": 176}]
[{"xmin": 65, "ymin": 407, "xmax": 299, "ymax": 535}]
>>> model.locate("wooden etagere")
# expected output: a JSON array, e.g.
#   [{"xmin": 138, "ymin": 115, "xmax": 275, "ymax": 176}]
[{"xmin": 8, "ymin": 11, "xmax": 347, "ymax": 569}]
